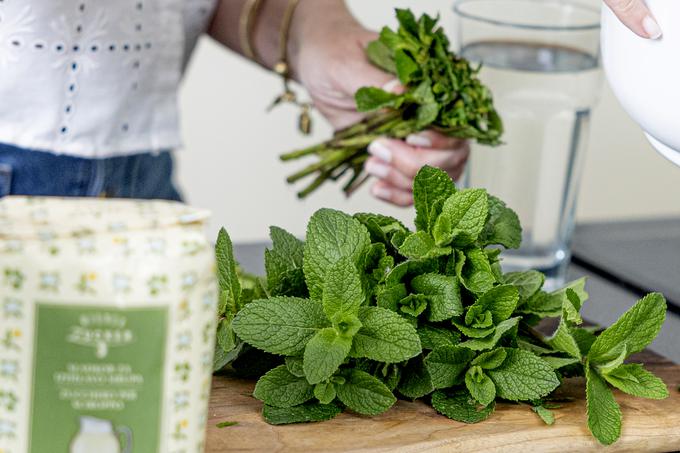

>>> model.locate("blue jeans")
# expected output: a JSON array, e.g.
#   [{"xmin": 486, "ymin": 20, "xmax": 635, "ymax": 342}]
[{"xmin": 0, "ymin": 143, "xmax": 182, "ymax": 200}]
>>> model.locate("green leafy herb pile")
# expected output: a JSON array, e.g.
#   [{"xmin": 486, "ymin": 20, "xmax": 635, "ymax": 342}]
[
  {"xmin": 213, "ymin": 166, "xmax": 669, "ymax": 445},
  {"xmin": 280, "ymin": 9, "xmax": 503, "ymax": 198}
]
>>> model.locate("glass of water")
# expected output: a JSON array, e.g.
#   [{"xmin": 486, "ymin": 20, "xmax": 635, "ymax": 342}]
[{"xmin": 454, "ymin": 0, "xmax": 603, "ymax": 290}]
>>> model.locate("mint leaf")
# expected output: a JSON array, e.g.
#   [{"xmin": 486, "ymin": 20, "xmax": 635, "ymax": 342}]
[
  {"xmin": 487, "ymin": 348, "xmax": 560, "ymax": 401},
  {"xmin": 314, "ymin": 382, "xmax": 337, "ymax": 404},
  {"xmin": 322, "ymin": 257, "xmax": 365, "ymax": 319},
  {"xmin": 232, "ymin": 297, "xmax": 328, "ymax": 355},
  {"xmin": 542, "ymin": 356, "xmax": 580, "ymax": 370},
  {"xmin": 399, "ymin": 294, "xmax": 428, "ymax": 317},
  {"xmin": 399, "ymin": 231, "xmax": 450, "ymax": 259},
  {"xmin": 572, "ymin": 327, "xmax": 597, "ymax": 356},
  {"xmin": 354, "ymin": 213, "xmax": 408, "ymax": 249},
  {"xmin": 478, "ymin": 195, "xmax": 522, "ymax": 249},
  {"xmin": 361, "ymin": 242, "xmax": 392, "ymax": 285},
  {"xmin": 551, "ymin": 278, "xmax": 589, "ymax": 310},
  {"xmin": 216, "ymin": 317, "xmax": 237, "ymax": 353},
  {"xmin": 459, "ymin": 317, "xmax": 520, "ymax": 351},
  {"xmin": 285, "ymin": 356, "xmax": 305, "ymax": 377},
  {"xmin": 395, "ymin": 48, "xmax": 419, "ymax": 84},
  {"xmin": 520, "ymin": 278, "xmax": 588, "ymax": 317},
  {"xmin": 424, "ymin": 345, "xmax": 475, "ymax": 389},
  {"xmin": 395, "ymin": 8, "xmax": 419, "ymax": 36},
  {"xmin": 457, "ymin": 249, "xmax": 496, "ymax": 295},
  {"xmin": 216, "ymin": 228, "xmax": 241, "ymax": 315},
  {"xmin": 516, "ymin": 340, "xmax": 554, "ymax": 356},
  {"xmin": 303, "ymin": 208, "xmax": 371, "ymax": 301},
  {"xmin": 504, "ymin": 270, "xmax": 544, "ymax": 301},
  {"xmin": 431, "ymin": 389, "xmax": 495, "ymax": 424},
  {"xmin": 471, "ymin": 348, "xmax": 507, "ymax": 370},
  {"xmin": 416, "ymin": 102, "xmax": 440, "ymax": 128},
  {"xmin": 336, "ymin": 370, "xmax": 396, "ymax": 415},
  {"xmin": 215, "ymin": 421, "xmax": 238, "ymax": 428},
  {"xmin": 355, "ymin": 87, "xmax": 401, "ymax": 112},
  {"xmin": 411, "ymin": 273, "xmax": 463, "ymax": 321},
  {"xmin": 366, "ymin": 39, "xmax": 397, "ymax": 74},
  {"xmin": 418, "ymin": 324, "xmax": 460, "ymax": 350},
  {"xmin": 586, "ymin": 363, "xmax": 622, "ymax": 445},
  {"xmin": 213, "ymin": 341, "xmax": 244, "ymax": 372},
  {"xmin": 253, "ymin": 365, "xmax": 314, "ymax": 407},
  {"xmin": 413, "ymin": 166, "xmax": 456, "ymax": 233},
  {"xmin": 412, "ymin": 79, "xmax": 436, "ymax": 105},
  {"xmin": 594, "ymin": 343, "xmax": 627, "ymax": 375},
  {"xmin": 465, "ymin": 285, "xmax": 519, "ymax": 325},
  {"xmin": 266, "ymin": 227, "xmax": 304, "ymax": 274},
  {"xmin": 263, "ymin": 402, "xmax": 342, "ymax": 425},
  {"xmin": 398, "ymin": 356, "xmax": 434, "ymax": 399},
  {"xmin": 563, "ymin": 288, "xmax": 584, "ymax": 324},
  {"xmin": 435, "ymin": 189, "xmax": 488, "ymax": 247},
  {"xmin": 588, "ymin": 293, "xmax": 666, "ymax": 363},
  {"xmin": 303, "ymin": 328, "xmax": 352, "ymax": 384},
  {"xmin": 376, "ymin": 284, "xmax": 408, "ymax": 312},
  {"xmin": 377, "ymin": 364, "xmax": 401, "ymax": 391},
  {"xmin": 532, "ymin": 405, "xmax": 555, "ymax": 425},
  {"xmin": 265, "ymin": 226, "xmax": 306, "ymax": 297},
  {"xmin": 350, "ymin": 307, "xmax": 421, "ymax": 363},
  {"xmin": 452, "ymin": 320, "xmax": 495, "ymax": 339},
  {"xmin": 547, "ymin": 320, "xmax": 582, "ymax": 359},
  {"xmin": 602, "ymin": 363, "xmax": 669, "ymax": 400},
  {"xmin": 385, "ymin": 258, "xmax": 438, "ymax": 287},
  {"xmin": 465, "ymin": 366, "xmax": 496, "ymax": 406},
  {"xmin": 332, "ymin": 312, "xmax": 363, "ymax": 338}
]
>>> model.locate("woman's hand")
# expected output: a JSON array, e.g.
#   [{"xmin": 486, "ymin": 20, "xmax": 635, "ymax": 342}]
[
  {"xmin": 290, "ymin": 2, "xmax": 468, "ymax": 206},
  {"xmin": 366, "ymin": 135, "xmax": 469, "ymax": 207},
  {"xmin": 604, "ymin": 0, "xmax": 662, "ymax": 39}
]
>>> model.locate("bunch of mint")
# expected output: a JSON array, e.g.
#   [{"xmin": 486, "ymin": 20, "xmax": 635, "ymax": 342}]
[
  {"xmin": 280, "ymin": 9, "xmax": 502, "ymax": 198},
  {"xmin": 213, "ymin": 167, "xmax": 669, "ymax": 445}
]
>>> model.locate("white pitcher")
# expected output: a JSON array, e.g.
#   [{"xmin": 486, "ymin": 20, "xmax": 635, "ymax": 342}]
[
  {"xmin": 70, "ymin": 416, "xmax": 132, "ymax": 453},
  {"xmin": 602, "ymin": 0, "xmax": 680, "ymax": 166}
]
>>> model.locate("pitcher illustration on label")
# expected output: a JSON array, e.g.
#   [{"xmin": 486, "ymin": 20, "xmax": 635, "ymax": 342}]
[{"xmin": 70, "ymin": 416, "xmax": 132, "ymax": 453}]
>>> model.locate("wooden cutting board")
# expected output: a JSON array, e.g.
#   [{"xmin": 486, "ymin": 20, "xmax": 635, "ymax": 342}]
[{"xmin": 205, "ymin": 355, "xmax": 680, "ymax": 452}]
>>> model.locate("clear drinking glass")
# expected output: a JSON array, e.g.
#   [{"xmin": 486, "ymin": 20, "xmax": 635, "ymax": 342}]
[{"xmin": 454, "ymin": 0, "xmax": 603, "ymax": 290}]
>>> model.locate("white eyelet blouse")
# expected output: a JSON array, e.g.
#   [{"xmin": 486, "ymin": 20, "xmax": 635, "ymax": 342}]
[{"xmin": 0, "ymin": 0, "xmax": 217, "ymax": 158}]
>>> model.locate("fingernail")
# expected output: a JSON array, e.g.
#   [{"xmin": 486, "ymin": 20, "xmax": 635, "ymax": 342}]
[
  {"xmin": 365, "ymin": 160, "xmax": 390, "ymax": 179},
  {"xmin": 371, "ymin": 185, "xmax": 392, "ymax": 200},
  {"xmin": 642, "ymin": 16, "xmax": 662, "ymax": 39},
  {"xmin": 368, "ymin": 140, "xmax": 393, "ymax": 163},
  {"xmin": 406, "ymin": 134, "xmax": 432, "ymax": 148},
  {"xmin": 382, "ymin": 79, "xmax": 402, "ymax": 94}
]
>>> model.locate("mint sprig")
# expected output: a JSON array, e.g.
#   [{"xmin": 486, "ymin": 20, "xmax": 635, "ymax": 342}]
[
  {"xmin": 280, "ymin": 9, "xmax": 502, "ymax": 198},
  {"xmin": 215, "ymin": 166, "xmax": 669, "ymax": 445}
]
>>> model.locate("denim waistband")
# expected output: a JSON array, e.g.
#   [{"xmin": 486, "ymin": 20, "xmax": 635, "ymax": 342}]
[{"xmin": 0, "ymin": 143, "xmax": 182, "ymax": 201}]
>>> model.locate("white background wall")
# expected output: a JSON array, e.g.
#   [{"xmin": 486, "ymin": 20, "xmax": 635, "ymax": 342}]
[{"xmin": 177, "ymin": 0, "xmax": 680, "ymax": 242}]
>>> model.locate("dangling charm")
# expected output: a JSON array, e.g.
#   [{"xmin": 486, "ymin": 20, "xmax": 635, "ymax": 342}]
[
  {"xmin": 268, "ymin": 59, "xmax": 314, "ymax": 134},
  {"xmin": 298, "ymin": 103, "xmax": 312, "ymax": 135},
  {"xmin": 268, "ymin": 89, "xmax": 297, "ymax": 111}
]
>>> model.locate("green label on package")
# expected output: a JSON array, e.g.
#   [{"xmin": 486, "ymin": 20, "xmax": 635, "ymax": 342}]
[{"xmin": 29, "ymin": 303, "xmax": 168, "ymax": 453}]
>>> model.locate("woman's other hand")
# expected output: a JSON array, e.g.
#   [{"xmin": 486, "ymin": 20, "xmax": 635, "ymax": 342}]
[
  {"xmin": 604, "ymin": 0, "xmax": 662, "ymax": 39},
  {"xmin": 365, "ymin": 134, "xmax": 469, "ymax": 207}
]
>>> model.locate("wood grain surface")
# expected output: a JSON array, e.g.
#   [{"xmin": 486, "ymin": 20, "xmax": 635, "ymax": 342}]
[{"xmin": 205, "ymin": 352, "xmax": 680, "ymax": 453}]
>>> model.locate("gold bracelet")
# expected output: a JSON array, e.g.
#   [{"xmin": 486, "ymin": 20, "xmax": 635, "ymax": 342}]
[
  {"xmin": 274, "ymin": 0, "xmax": 301, "ymax": 77},
  {"xmin": 239, "ymin": 0, "xmax": 264, "ymax": 63},
  {"xmin": 268, "ymin": 0, "xmax": 313, "ymax": 135}
]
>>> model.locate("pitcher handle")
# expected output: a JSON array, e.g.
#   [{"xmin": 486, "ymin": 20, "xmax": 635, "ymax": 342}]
[{"xmin": 116, "ymin": 425, "xmax": 133, "ymax": 453}]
